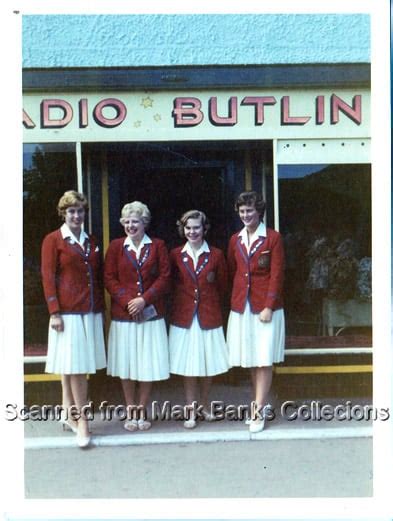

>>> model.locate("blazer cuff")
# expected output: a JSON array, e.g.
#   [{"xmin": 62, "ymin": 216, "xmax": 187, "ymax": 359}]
[
  {"xmin": 143, "ymin": 287, "xmax": 157, "ymax": 305},
  {"xmin": 265, "ymin": 292, "xmax": 279, "ymax": 310}
]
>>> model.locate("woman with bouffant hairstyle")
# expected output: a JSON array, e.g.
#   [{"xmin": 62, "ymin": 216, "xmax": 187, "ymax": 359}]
[
  {"xmin": 41, "ymin": 190, "xmax": 106, "ymax": 448},
  {"xmin": 169, "ymin": 210, "xmax": 229, "ymax": 429},
  {"xmin": 104, "ymin": 201, "xmax": 171, "ymax": 432}
]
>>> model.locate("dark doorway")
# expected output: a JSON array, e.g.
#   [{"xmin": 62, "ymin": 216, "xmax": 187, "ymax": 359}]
[
  {"xmin": 84, "ymin": 140, "xmax": 272, "ymax": 251},
  {"xmin": 115, "ymin": 165, "xmax": 227, "ymax": 250}
]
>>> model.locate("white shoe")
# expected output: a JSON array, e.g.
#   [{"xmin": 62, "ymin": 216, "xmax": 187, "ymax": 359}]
[
  {"xmin": 60, "ymin": 418, "xmax": 78, "ymax": 433},
  {"xmin": 137, "ymin": 419, "xmax": 152, "ymax": 431},
  {"xmin": 76, "ymin": 431, "xmax": 91, "ymax": 448},
  {"xmin": 124, "ymin": 419, "xmax": 138, "ymax": 432},
  {"xmin": 184, "ymin": 418, "xmax": 197, "ymax": 429},
  {"xmin": 249, "ymin": 418, "xmax": 265, "ymax": 433}
]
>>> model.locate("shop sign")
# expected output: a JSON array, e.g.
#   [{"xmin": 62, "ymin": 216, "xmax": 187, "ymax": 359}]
[{"xmin": 23, "ymin": 89, "xmax": 370, "ymax": 142}]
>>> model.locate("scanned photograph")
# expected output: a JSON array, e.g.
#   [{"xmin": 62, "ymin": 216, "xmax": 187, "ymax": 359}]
[{"xmin": 11, "ymin": 3, "xmax": 389, "ymax": 504}]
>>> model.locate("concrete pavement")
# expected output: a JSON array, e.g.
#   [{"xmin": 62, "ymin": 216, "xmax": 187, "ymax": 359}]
[
  {"xmin": 23, "ymin": 382, "xmax": 374, "ymax": 498},
  {"xmin": 24, "ymin": 437, "xmax": 372, "ymax": 498}
]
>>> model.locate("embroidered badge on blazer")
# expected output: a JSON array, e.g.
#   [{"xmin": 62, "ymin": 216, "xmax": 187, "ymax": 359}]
[
  {"xmin": 258, "ymin": 251, "xmax": 271, "ymax": 269},
  {"xmin": 206, "ymin": 271, "xmax": 215, "ymax": 283}
]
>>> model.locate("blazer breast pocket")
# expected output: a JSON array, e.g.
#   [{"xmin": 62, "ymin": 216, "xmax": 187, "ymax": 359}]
[
  {"xmin": 257, "ymin": 251, "xmax": 271, "ymax": 269},
  {"xmin": 206, "ymin": 271, "xmax": 216, "ymax": 283}
]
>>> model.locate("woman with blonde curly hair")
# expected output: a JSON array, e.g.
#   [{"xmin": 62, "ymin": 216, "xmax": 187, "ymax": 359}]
[{"xmin": 104, "ymin": 201, "xmax": 171, "ymax": 432}]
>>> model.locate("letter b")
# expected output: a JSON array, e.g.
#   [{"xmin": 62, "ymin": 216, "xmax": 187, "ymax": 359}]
[{"xmin": 172, "ymin": 97, "xmax": 204, "ymax": 127}]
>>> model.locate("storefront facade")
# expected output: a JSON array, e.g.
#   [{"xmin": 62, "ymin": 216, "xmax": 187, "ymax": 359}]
[{"xmin": 22, "ymin": 14, "xmax": 372, "ymax": 392}]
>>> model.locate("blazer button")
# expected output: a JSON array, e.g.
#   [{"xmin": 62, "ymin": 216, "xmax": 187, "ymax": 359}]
[
  {"xmin": 137, "ymin": 292, "xmax": 141, "ymax": 296},
  {"xmin": 137, "ymin": 281, "xmax": 141, "ymax": 285},
  {"xmin": 245, "ymin": 273, "xmax": 248, "ymax": 277}
]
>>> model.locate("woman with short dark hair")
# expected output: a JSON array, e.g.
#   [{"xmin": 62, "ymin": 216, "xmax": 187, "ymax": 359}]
[{"xmin": 227, "ymin": 191, "xmax": 285, "ymax": 433}]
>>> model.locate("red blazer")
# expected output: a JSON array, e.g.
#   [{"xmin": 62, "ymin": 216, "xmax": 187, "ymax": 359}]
[
  {"xmin": 169, "ymin": 245, "xmax": 228, "ymax": 329},
  {"xmin": 41, "ymin": 229, "xmax": 104, "ymax": 315},
  {"xmin": 104, "ymin": 237, "xmax": 170, "ymax": 320},
  {"xmin": 227, "ymin": 227, "xmax": 284, "ymax": 313}
]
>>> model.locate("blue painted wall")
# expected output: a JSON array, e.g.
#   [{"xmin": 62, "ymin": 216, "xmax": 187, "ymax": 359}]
[{"xmin": 22, "ymin": 14, "xmax": 370, "ymax": 68}]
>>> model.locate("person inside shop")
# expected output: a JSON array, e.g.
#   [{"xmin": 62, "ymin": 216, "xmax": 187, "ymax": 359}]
[
  {"xmin": 168, "ymin": 210, "xmax": 230, "ymax": 429},
  {"xmin": 226, "ymin": 191, "xmax": 285, "ymax": 433},
  {"xmin": 104, "ymin": 201, "xmax": 170, "ymax": 432},
  {"xmin": 41, "ymin": 190, "xmax": 106, "ymax": 448}
]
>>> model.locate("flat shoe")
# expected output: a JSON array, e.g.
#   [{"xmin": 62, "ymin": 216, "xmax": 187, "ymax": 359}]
[
  {"xmin": 184, "ymin": 418, "xmax": 197, "ymax": 429},
  {"xmin": 249, "ymin": 418, "xmax": 265, "ymax": 433},
  {"xmin": 124, "ymin": 419, "xmax": 138, "ymax": 432},
  {"xmin": 76, "ymin": 432, "xmax": 91, "ymax": 449},
  {"xmin": 137, "ymin": 419, "xmax": 152, "ymax": 431}
]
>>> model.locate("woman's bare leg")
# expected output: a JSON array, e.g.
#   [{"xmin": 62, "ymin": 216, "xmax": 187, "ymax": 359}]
[
  {"xmin": 138, "ymin": 381, "xmax": 153, "ymax": 420},
  {"xmin": 69, "ymin": 374, "xmax": 90, "ymax": 437},
  {"xmin": 253, "ymin": 366, "xmax": 273, "ymax": 419},
  {"xmin": 200, "ymin": 376, "xmax": 213, "ymax": 413},
  {"xmin": 121, "ymin": 379, "xmax": 136, "ymax": 419},
  {"xmin": 184, "ymin": 376, "xmax": 198, "ymax": 421}
]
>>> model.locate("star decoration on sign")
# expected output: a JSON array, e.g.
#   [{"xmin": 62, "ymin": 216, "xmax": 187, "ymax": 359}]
[
  {"xmin": 134, "ymin": 120, "xmax": 142, "ymax": 128},
  {"xmin": 141, "ymin": 97, "xmax": 154, "ymax": 108},
  {"xmin": 153, "ymin": 114, "xmax": 162, "ymax": 122}
]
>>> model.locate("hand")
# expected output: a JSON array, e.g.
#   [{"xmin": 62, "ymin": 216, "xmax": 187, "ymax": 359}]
[
  {"xmin": 259, "ymin": 308, "xmax": 273, "ymax": 323},
  {"xmin": 127, "ymin": 297, "xmax": 146, "ymax": 317},
  {"xmin": 50, "ymin": 315, "xmax": 64, "ymax": 332},
  {"xmin": 133, "ymin": 311, "xmax": 144, "ymax": 323}
]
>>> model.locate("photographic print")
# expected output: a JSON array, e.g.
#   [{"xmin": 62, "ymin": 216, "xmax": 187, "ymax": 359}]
[{"xmin": 1, "ymin": 0, "xmax": 391, "ymax": 518}]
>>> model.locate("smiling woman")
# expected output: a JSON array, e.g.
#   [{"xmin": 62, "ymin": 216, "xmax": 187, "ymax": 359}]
[
  {"xmin": 104, "ymin": 201, "xmax": 171, "ymax": 432},
  {"xmin": 168, "ymin": 209, "xmax": 230, "ymax": 429},
  {"xmin": 40, "ymin": 190, "xmax": 106, "ymax": 448}
]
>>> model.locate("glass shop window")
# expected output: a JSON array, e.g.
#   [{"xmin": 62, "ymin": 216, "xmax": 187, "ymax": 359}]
[
  {"xmin": 23, "ymin": 143, "xmax": 77, "ymax": 353},
  {"xmin": 278, "ymin": 164, "xmax": 371, "ymax": 346}
]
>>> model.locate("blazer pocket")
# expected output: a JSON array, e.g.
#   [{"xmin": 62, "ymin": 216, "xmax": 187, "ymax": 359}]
[
  {"xmin": 206, "ymin": 271, "xmax": 216, "ymax": 283},
  {"xmin": 257, "ymin": 251, "xmax": 271, "ymax": 269}
]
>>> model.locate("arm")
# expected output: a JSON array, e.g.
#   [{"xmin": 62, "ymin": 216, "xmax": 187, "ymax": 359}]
[
  {"xmin": 41, "ymin": 232, "xmax": 64, "ymax": 331},
  {"xmin": 41, "ymin": 232, "xmax": 60, "ymax": 315},
  {"xmin": 226, "ymin": 235, "xmax": 237, "ymax": 282},
  {"xmin": 215, "ymin": 249, "xmax": 228, "ymax": 303},
  {"xmin": 264, "ymin": 231, "xmax": 285, "ymax": 311},
  {"xmin": 104, "ymin": 241, "xmax": 133, "ymax": 310}
]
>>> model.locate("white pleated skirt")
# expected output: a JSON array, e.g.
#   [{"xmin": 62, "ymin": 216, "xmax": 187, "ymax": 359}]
[
  {"xmin": 169, "ymin": 316, "xmax": 230, "ymax": 377},
  {"xmin": 107, "ymin": 318, "xmax": 169, "ymax": 381},
  {"xmin": 227, "ymin": 302, "xmax": 285, "ymax": 367},
  {"xmin": 45, "ymin": 312, "xmax": 106, "ymax": 375}
]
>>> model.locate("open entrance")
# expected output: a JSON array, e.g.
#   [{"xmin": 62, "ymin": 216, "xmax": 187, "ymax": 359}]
[{"xmin": 85, "ymin": 141, "xmax": 273, "ymax": 252}]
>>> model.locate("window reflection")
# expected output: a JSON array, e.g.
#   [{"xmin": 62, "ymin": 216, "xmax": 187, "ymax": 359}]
[
  {"xmin": 278, "ymin": 164, "xmax": 371, "ymax": 343},
  {"xmin": 23, "ymin": 143, "xmax": 77, "ymax": 350}
]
